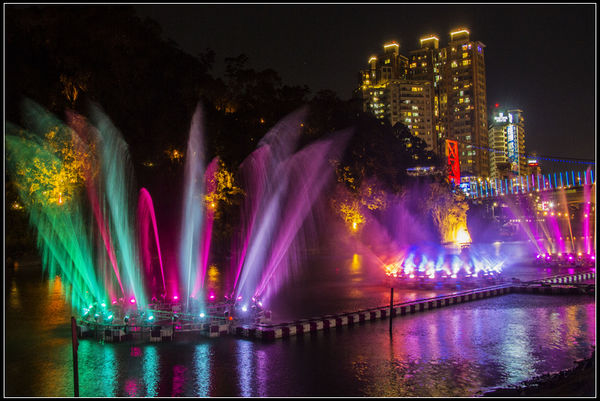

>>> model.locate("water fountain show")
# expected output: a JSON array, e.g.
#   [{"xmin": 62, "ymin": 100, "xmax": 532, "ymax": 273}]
[
  {"xmin": 6, "ymin": 99, "xmax": 595, "ymax": 344},
  {"xmin": 6, "ymin": 100, "xmax": 354, "ymax": 339}
]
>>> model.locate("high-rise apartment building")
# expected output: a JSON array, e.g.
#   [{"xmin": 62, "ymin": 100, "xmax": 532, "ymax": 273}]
[
  {"xmin": 358, "ymin": 42, "xmax": 436, "ymax": 152},
  {"xmin": 408, "ymin": 35, "xmax": 444, "ymax": 155},
  {"xmin": 359, "ymin": 28, "xmax": 490, "ymax": 178},
  {"xmin": 488, "ymin": 108, "xmax": 527, "ymax": 179}
]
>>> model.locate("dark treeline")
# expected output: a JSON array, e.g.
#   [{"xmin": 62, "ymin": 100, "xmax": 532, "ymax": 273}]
[{"xmin": 5, "ymin": 5, "xmax": 443, "ymax": 258}]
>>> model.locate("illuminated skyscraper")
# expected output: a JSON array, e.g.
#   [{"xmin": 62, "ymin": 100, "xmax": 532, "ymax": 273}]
[
  {"xmin": 488, "ymin": 108, "xmax": 527, "ymax": 179},
  {"xmin": 434, "ymin": 29, "xmax": 489, "ymax": 179},
  {"xmin": 358, "ymin": 42, "xmax": 436, "ymax": 152},
  {"xmin": 359, "ymin": 29, "xmax": 489, "ymax": 177}
]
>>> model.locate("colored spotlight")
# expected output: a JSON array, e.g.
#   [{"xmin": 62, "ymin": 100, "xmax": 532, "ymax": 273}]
[
  {"xmin": 129, "ymin": 298, "xmax": 136, "ymax": 304},
  {"xmin": 199, "ymin": 313, "xmax": 205, "ymax": 318}
]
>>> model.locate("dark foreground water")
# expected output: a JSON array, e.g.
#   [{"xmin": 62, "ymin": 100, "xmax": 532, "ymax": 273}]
[{"xmin": 5, "ymin": 241, "xmax": 596, "ymax": 397}]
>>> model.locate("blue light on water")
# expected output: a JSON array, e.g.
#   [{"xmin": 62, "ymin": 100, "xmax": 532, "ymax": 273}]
[
  {"xmin": 194, "ymin": 343, "xmax": 211, "ymax": 396},
  {"xmin": 143, "ymin": 346, "xmax": 159, "ymax": 397},
  {"xmin": 237, "ymin": 339, "xmax": 254, "ymax": 397}
]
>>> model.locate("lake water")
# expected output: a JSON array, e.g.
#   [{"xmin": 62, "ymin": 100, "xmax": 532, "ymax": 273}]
[{"xmin": 4, "ymin": 241, "xmax": 596, "ymax": 396}]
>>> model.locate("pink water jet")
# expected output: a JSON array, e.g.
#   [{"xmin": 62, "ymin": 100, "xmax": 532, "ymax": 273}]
[{"xmin": 138, "ymin": 187, "xmax": 167, "ymax": 300}]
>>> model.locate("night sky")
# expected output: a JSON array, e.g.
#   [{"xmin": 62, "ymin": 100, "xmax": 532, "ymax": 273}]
[{"xmin": 134, "ymin": 4, "xmax": 596, "ymax": 170}]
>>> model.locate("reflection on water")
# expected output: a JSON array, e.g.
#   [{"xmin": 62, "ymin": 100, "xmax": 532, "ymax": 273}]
[
  {"xmin": 237, "ymin": 340, "xmax": 253, "ymax": 397},
  {"xmin": 9, "ymin": 279, "xmax": 20, "ymax": 310},
  {"xmin": 171, "ymin": 365, "xmax": 186, "ymax": 396},
  {"xmin": 193, "ymin": 344, "xmax": 210, "ymax": 396},
  {"xmin": 5, "ymin": 244, "xmax": 596, "ymax": 397},
  {"xmin": 500, "ymin": 313, "xmax": 536, "ymax": 384},
  {"xmin": 143, "ymin": 345, "xmax": 159, "ymax": 396}
]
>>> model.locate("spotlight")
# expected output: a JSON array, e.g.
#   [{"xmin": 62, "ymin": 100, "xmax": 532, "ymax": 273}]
[
  {"xmin": 173, "ymin": 295, "xmax": 179, "ymax": 301},
  {"xmin": 107, "ymin": 314, "xmax": 114, "ymax": 320},
  {"xmin": 129, "ymin": 298, "xmax": 136, "ymax": 304},
  {"xmin": 148, "ymin": 316, "xmax": 154, "ymax": 321},
  {"xmin": 100, "ymin": 303, "xmax": 106, "ymax": 308},
  {"xmin": 241, "ymin": 305, "xmax": 248, "ymax": 312},
  {"xmin": 199, "ymin": 313, "xmax": 205, "ymax": 318}
]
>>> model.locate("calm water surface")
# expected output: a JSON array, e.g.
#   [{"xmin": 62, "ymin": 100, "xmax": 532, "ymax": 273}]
[{"xmin": 5, "ymin": 241, "xmax": 596, "ymax": 397}]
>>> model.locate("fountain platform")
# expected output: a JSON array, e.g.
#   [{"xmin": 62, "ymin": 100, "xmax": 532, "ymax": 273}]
[{"xmin": 75, "ymin": 270, "xmax": 595, "ymax": 344}]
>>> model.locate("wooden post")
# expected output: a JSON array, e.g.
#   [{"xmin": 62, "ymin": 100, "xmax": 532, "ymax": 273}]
[
  {"xmin": 389, "ymin": 287, "xmax": 394, "ymax": 333},
  {"xmin": 71, "ymin": 316, "xmax": 80, "ymax": 397}
]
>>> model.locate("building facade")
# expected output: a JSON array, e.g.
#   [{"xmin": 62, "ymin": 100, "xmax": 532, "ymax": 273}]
[
  {"xmin": 359, "ymin": 28, "xmax": 490, "ymax": 178},
  {"xmin": 488, "ymin": 108, "xmax": 527, "ymax": 179},
  {"xmin": 358, "ymin": 42, "xmax": 436, "ymax": 152}
]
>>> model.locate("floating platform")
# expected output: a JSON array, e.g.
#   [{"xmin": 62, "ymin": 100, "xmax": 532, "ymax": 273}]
[{"xmin": 76, "ymin": 271, "xmax": 595, "ymax": 344}]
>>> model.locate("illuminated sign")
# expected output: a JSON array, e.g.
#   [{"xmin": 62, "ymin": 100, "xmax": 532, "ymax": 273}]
[
  {"xmin": 494, "ymin": 112, "xmax": 508, "ymax": 123},
  {"xmin": 507, "ymin": 124, "xmax": 519, "ymax": 174}
]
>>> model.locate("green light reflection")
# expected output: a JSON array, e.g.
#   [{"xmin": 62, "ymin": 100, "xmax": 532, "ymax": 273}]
[
  {"xmin": 143, "ymin": 345, "xmax": 159, "ymax": 396},
  {"xmin": 194, "ymin": 343, "xmax": 211, "ymax": 396}
]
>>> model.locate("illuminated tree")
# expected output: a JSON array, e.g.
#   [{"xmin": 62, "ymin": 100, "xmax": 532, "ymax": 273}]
[
  {"xmin": 204, "ymin": 160, "xmax": 245, "ymax": 218},
  {"xmin": 7, "ymin": 117, "xmax": 96, "ymax": 210},
  {"xmin": 424, "ymin": 182, "xmax": 471, "ymax": 244}
]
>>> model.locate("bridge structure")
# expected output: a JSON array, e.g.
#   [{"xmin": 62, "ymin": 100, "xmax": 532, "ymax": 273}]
[{"xmin": 459, "ymin": 169, "xmax": 595, "ymax": 200}]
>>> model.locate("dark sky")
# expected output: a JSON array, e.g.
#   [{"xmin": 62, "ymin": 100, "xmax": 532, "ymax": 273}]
[{"xmin": 134, "ymin": 4, "xmax": 596, "ymax": 169}]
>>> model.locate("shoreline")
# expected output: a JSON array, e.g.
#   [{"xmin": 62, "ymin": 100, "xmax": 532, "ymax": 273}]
[{"xmin": 479, "ymin": 347, "xmax": 596, "ymax": 397}]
